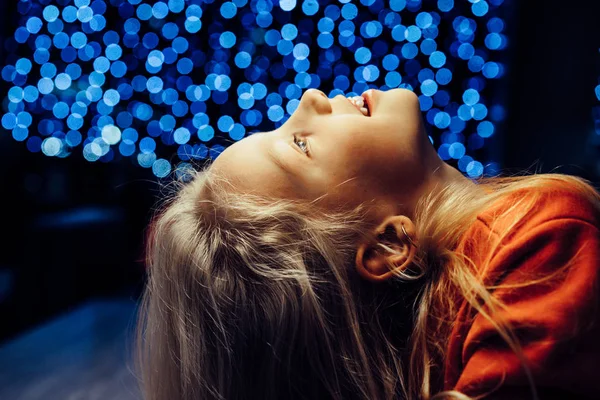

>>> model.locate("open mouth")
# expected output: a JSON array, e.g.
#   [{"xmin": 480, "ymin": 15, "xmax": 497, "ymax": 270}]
[{"xmin": 347, "ymin": 95, "xmax": 370, "ymax": 117}]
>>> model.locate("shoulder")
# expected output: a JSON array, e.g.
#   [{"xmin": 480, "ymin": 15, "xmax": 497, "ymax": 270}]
[
  {"xmin": 477, "ymin": 181, "xmax": 600, "ymax": 240},
  {"xmin": 444, "ymin": 183, "xmax": 600, "ymax": 398}
]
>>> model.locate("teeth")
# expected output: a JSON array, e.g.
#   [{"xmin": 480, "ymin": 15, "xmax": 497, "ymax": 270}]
[{"xmin": 347, "ymin": 95, "xmax": 370, "ymax": 116}]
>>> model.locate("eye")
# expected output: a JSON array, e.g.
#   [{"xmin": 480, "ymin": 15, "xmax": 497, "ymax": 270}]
[{"xmin": 293, "ymin": 134, "xmax": 309, "ymax": 155}]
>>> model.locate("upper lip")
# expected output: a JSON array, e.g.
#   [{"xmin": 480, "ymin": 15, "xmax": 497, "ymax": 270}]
[{"xmin": 361, "ymin": 90, "xmax": 374, "ymax": 115}]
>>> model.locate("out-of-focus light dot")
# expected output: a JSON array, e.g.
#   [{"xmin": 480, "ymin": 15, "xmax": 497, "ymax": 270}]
[
  {"xmin": 119, "ymin": 141, "xmax": 135, "ymax": 156},
  {"xmin": 67, "ymin": 113, "xmax": 84, "ymax": 130},
  {"xmin": 36, "ymin": 35, "xmax": 52, "ymax": 50},
  {"xmin": 106, "ymin": 44, "xmax": 123, "ymax": 60},
  {"xmin": 174, "ymin": 127, "xmax": 191, "ymax": 144},
  {"xmin": 419, "ymin": 95, "xmax": 433, "ymax": 111},
  {"xmin": 152, "ymin": 1, "xmax": 169, "ymax": 19},
  {"xmin": 72, "ymin": 101, "xmax": 87, "ymax": 116},
  {"xmin": 172, "ymin": 100, "xmax": 188, "ymax": 117},
  {"xmin": 139, "ymin": 136, "xmax": 156, "ymax": 153},
  {"xmin": 94, "ymin": 57, "xmax": 110, "ymax": 73},
  {"xmin": 429, "ymin": 51, "xmax": 446, "ymax": 68},
  {"xmin": 53, "ymin": 102, "xmax": 69, "ymax": 119},
  {"xmin": 66, "ymin": 130, "xmax": 82, "ymax": 147},
  {"xmin": 466, "ymin": 161, "xmax": 484, "ymax": 178},
  {"xmin": 8, "ymin": 87, "xmax": 24, "ymax": 103},
  {"xmin": 55, "ymin": 73, "xmax": 72, "ymax": 90},
  {"xmin": 463, "ymin": 88, "xmax": 480, "ymax": 105},
  {"xmin": 77, "ymin": 6, "xmax": 94, "ymax": 22},
  {"xmin": 219, "ymin": 31, "xmax": 236, "ymax": 49},
  {"xmin": 184, "ymin": 17, "xmax": 201, "ymax": 33},
  {"xmin": 162, "ymin": 88, "xmax": 178, "ymax": 104},
  {"xmin": 71, "ymin": 32, "xmax": 87, "ymax": 49},
  {"xmin": 434, "ymin": 112, "xmax": 451, "ymax": 129},
  {"xmin": 23, "ymin": 86, "xmax": 39, "ymax": 102},
  {"xmin": 477, "ymin": 121, "xmax": 495, "ymax": 138},
  {"xmin": 485, "ymin": 33, "xmax": 503, "ymax": 50},
  {"xmin": 405, "ymin": 25, "xmax": 422, "ymax": 42},
  {"xmin": 293, "ymin": 43, "xmax": 309, "ymax": 60},
  {"xmin": 15, "ymin": 58, "xmax": 32, "ymax": 75},
  {"xmin": 161, "ymin": 22, "xmax": 178, "ymax": 39},
  {"xmin": 41, "ymin": 63, "xmax": 57, "ymax": 78},
  {"xmin": 488, "ymin": 17, "xmax": 504, "ymax": 33},
  {"xmin": 468, "ymin": 55, "xmax": 485, "ymax": 72},
  {"xmin": 110, "ymin": 61, "xmax": 127, "ymax": 77},
  {"xmin": 147, "ymin": 76, "xmax": 163, "ymax": 93},
  {"xmin": 38, "ymin": 78, "xmax": 54, "ymax": 94},
  {"xmin": 27, "ymin": 136, "xmax": 43, "ymax": 153},
  {"xmin": 472, "ymin": 103, "xmax": 488, "ymax": 120},
  {"xmin": 63, "ymin": 6, "xmax": 78, "ymax": 23},
  {"xmin": 355, "ymin": 47, "xmax": 371, "ymax": 64},
  {"xmin": 421, "ymin": 79, "xmax": 438, "ymax": 96},
  {"xmin": 436, "ymin": 68, "xmax": 452, "ymax": 85},
  {"xmin": 482, "ymin": 61, "xmax": 501, "ymax": 78},
  {"xmin": 14, "ymin": 27, "xmax": 29, "ymax": 44},
  {"xmin": 341, "ymin": 3, "xmax": 358, "ymax": 20},
  {"xmin": 90, "ymin": 15, "xmax": 107, "ymax": 32},
  {"xmin": 280, "ymin": 0, "xmax": 297, "ymax": 12},
  {"xmin": 220, "ymin": 2, "xmax": 237, "ymax": 18},
  {"xmin": 42, "ymin": 137, "xmax": 62, "ymax": 156},
  {"xmin": 390, "ymin": 0, "xmax": 406, "ymax": 12},
  {"xmin": 53, "ymin": 32, "xmax": 70, "ymax": 49},
  {"xmin": 101, "ymin": 124, "xmax": 121, "ymax": 144},
  {"xmin": 458, "ymin": 43, "xmax": 475, "ymax": 60},
  {"xmin": 448, "ymin": 142, "xmax": 466, "ymax": 159},
  {"xmin": 2, "ymin": 113, "xmax": 17, "ymax": 129},
  {"xmin": 159, "ymin": 114, "xmax": 175, "ymax": 130},
  {"xmin": 43, "ymin": 5, "xmax": 60, "ymax": 22},
  {"xmin": 17, "ymin": 112, "xmax": 32, "ymax": 127},
  {"xmin": 177, "ymin": 58, "xmax": 193, "ymax": 74},
  {"xmin": 472, "ymin": 0, "xmax": 489, "ymax": 17},
  {"xmin": 401, "ymin": 43, "xmax": 418, "ymax": 59},
  {"xmin": 122, "ymin": 127, "xmax": 138, "ymax": 142},
  {"xmin": 438, "ymin": 0, "xmax": 454, "ymax": 12},
  {"xmin": 152, "ymin": 159, "xmax": 171, "ymax": 178},
  {"xmin": 13, "ymin": 126, "xmax": 28, "ymax": 141},
  {"xmin": 143, "ymin": 32, "xmax": 159, "ymax": 49},
  {"xmin": 103, "ymin": 89, "xmax": 120, "ymax": 106},
  {"xmin": 281, "ymin": 24, "xmax": 298, "ymax": 41},
  {"xmin": 26, "ymin": 17, "xmax": 43, "ymax": 34},
  {"xmin": 2, "ymin": 66, "xmax": 16, "ymax": 82},
  {"xmin": 89, "ymin": 71, "xmax": 106, "ymax": 87},
  {"xmin": 125, "ymin": 18, "xmax": 141, "ymax": 34},
  {"xmin": 235, "ymin": 51, "xmax": 251, "ymax": 68},
  {"xmin": 168, "ymin": 0, "xmax": 185, "ymax": 13},
  {"xmin": 148, "ymin": 50, "xmax": 165, "ymax": 67},
  {"xmin": 490, "ymin": 104, "xmax": 506, "ymax": 121}
]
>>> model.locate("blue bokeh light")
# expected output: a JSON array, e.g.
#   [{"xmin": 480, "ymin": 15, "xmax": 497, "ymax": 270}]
[{"xmin": 2, "ymin": 0, "xmax": 507, "ymax": 178}]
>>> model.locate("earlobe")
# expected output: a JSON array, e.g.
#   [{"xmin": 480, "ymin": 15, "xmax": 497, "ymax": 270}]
[{"xmin": 354, "ymin": 216, "xmax": 418, "ymax": 283}]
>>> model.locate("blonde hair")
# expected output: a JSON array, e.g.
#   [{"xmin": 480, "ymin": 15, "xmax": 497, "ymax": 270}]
[{"xmin": 134, "ymin": 164, "xmax": 600, "ymax": 400}]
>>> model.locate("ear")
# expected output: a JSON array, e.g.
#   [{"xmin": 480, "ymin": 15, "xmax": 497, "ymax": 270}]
[{"xmin": 355, "ymin": 216, "xmax": 418, "ymax": 283}]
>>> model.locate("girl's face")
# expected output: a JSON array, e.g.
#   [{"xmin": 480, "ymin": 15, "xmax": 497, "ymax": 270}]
[{"xmin": 210, "ymin": 88, "xmax": 448, "ymax": 222}]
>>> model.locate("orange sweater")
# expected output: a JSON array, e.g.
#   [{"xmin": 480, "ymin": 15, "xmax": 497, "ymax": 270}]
[{"xmin": 443, "ymin": 185, "xmax": 600, "ymax": 399}]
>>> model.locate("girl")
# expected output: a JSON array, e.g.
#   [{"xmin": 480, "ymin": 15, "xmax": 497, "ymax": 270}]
[{"xmin": 134, "ymin": 88, "xmax": 600, "ymax": 399}]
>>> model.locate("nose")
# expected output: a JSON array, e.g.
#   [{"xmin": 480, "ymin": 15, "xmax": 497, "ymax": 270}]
[
  {"xmin": 305, "ymin": 88, "xmax": 327, "ymax": 99},
  {"xmin": 300, "ymin": 88, "xmax": 332, "ymax": 114}
]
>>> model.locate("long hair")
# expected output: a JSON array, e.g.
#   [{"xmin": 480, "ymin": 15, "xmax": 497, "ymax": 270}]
[{"xmin": 133, "ymin": 164, "xmax": 600, "ymax": 400}]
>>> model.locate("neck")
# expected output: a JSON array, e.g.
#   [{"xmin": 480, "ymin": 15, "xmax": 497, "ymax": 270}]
[{"xmin": 405, "ymin": 160, "xmax": 479, "ymax": 221}]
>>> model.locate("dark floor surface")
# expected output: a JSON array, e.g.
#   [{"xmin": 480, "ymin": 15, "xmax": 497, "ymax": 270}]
[{"xmin": 0, "ymin": 298, "xmax": 141, "ymax": 400}]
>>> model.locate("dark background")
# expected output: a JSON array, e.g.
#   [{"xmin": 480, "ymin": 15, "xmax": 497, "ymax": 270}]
[{"xmin": 0, "ymin": 0, "xmax": 599, "ymax": 347}]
